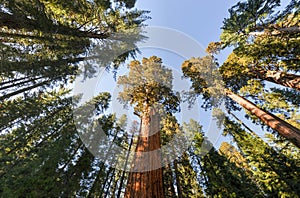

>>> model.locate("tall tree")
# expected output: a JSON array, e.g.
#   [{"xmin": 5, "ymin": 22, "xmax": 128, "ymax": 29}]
[
  {"xmin": 161, "ymin": 116, "xmax": 205, "ymax": 198},
  {"xmin": 223, "ymin": 116, "xmax": 300, "ymax": 197},
  {"xmin": 174, "ymin": 153, "xmax": 205, "ymax": 198},
  {"xmin": 189, "ymin": 120, "xmax": 261, "ymax": 197},
  {"xmin": 181, "ymin": 55, "xmax": 300, "ymax": 148},
  {"xmin": 0, "ymin": 89, "xmax": 136, "ymax": 197},
  {"xmin": 117, "ymin": 56, "xmax": 180, "ymax": 198},
  {"xmin": 226, "ymin": 89, "xmax": 300, "ymax": 148},
  {"xmin": 0, "ymin": 1, "xmax": 149, "ymax": 195}
]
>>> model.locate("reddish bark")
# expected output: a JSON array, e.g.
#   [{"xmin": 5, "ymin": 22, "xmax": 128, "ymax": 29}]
[
  {"xmin": 252, "ymin": 69, "xmax": 300, "ymax": 90},
  {"xmin": 226, "ymin": 90, "xmax": 300, "ymax": 148},
  {"xmin": 124, "ymin": 108, "xmax": 164, "ymax": 198}
]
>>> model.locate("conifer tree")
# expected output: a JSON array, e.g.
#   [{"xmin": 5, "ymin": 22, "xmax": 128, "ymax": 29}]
[
  {"xmin": 189, "ymin": 120, "xmax": 261, "ymax": 197},
  {"xmin": 182, "ymin": 55, "xmax": 300, "ymax": 148},
  {"xmin": 0, "ymin": 91, "xmax": 124, "ymax": 197},
  {"xmin": 0, "ymin": 0, "xmax": 148, "ymax": 101},
  {"xmin": 117, "ymin": 56, "xmax": 180, "ymax": 198},
  {"xmin": 223, "ymin": 116, "xmax": 300, "ymax": 197}
]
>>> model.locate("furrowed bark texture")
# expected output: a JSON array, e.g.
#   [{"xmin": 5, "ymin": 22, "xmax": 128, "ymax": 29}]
[{"xmin": 124, "ymin": 108, "xmax": 164, "ymax": 198}]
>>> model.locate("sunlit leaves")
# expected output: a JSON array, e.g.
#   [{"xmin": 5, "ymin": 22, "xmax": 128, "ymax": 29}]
[{"xmin": 118, "ymin": 56, "xmax": 180, "ymax": 113}]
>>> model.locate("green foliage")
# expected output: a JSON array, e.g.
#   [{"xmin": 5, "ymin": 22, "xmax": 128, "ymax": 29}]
[
  {"xmin": 118, "ymin": 56, "xmax": 180, "ymax": 114},
  {"xmin": 0, "ymin": 89, "xmax": 130, "ymax": 197},
  {"xmin": 215, "ymin": 0, "xmax": 300, "ymax": 149},
  {"xmin": 222, "ymin": 0, "xmax": 280, "ymax": 47},
  {"xmin": 219, "ymin": 0, "xmax": 300, "ymax": 85},
  {"xmin": 181, "ymin": 55, "xmax": 225, "ymax": 109},
  {"xmin": 0, "ymin": 0, "xmax": 149, "ymax": 102},
  {"xmin": 181, "ymin": 119, "xmax": 260, "ymax": 198},
  {"xmin": 223, "ymin": 117, "xmax": 300, "ymax": 197},
  {"xmin": 162, "ymin": 119, "xmax": 205, "ymax": 198},
  {"xmin": 0, "ymin": 1, "xmax": 149, "ymax": 195}
]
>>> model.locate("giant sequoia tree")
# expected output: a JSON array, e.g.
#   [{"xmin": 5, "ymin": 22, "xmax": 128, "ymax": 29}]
[
  {"xmin": 180, "ymin": 1, "xmax": 300, "ymax": 196},
  {"xmin": 117, "ymin": 56, "xmax": 180, "ymax": 198},
  {"xmin": 219, "ymin": 0, "xmax": 300, "ymax": 146}
]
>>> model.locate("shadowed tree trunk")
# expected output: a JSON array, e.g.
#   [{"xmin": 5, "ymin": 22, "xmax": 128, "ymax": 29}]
[
  {"xmin": 249, "ymin": 26, "xmax": 300, "ymax": 36},
  {"xmin": 124, "ymin": 107, "xmax": 164, "ymax": 198},
  {"xmin": 174, "ymin": 160, "xmax": 183, "ymax": 198},
  {"xmin": 252, "ymin": 69, "xmax": 300, "ymax": 91},
  {"xmin": 163, "ymin": 163, "xmax": 176, "ymax": 197},
  {"xmin": 226, "ymin": 90, "xmax": 300, "ymax": 148}
]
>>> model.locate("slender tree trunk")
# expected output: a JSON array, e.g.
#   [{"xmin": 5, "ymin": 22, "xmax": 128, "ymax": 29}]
[
  {"xmin": 0, "ymin": 76, "xmax": 45, "ymax": 90},
  {"xmin": 87, "ymin": 129, "xmax": 120, "ymax": 197},
  {"xmin": 252, "ymin": 69, "xmax": 300, "ymax": 90},
  {"xmin": 0, "ymin": 79, "xmax": 52, "ymax": 100},
  {"xmin": 100, "ymin": 167, "xmax": 114, "ymax": 197},
  {"xmin": 196, "ymin": 156, "xmax": 210, "ymax": 190},
  {"xmin": 117, "ymin": 130, "xmax": 137, "ymax": 198},
  {"xmin": 162, "ymin": 164, "xmax": 177, "ymax": 198},
  {"xmin": 124, "ymin": 107, "xmax": 164, "ymax": 198},
  {"xmin": 226, "ymin": 90, "xmax": 300, "ymax": 148},
  {"xmin": 0, "ymin": 76, "xmax": 33, "ymax": 86}
]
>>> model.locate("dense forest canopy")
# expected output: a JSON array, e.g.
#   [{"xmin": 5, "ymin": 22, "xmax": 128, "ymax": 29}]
[{"xmin": 0, "ymin": 0, "xmax": 299, "ymax": 197}]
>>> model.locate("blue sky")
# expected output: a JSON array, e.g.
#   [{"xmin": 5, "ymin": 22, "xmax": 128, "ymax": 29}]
[
  {"xmin": 135, "ymin": 0, "xmax": 240, "ymax": 63},
  {"xmin": 135, "ymin": 0, "xmax": 239, "ymax": 46}
]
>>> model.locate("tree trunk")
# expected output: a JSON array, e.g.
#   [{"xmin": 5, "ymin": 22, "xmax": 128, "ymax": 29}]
[
  {"xmin": 0, "ymin": 76, "xmax": 45, "ymax": 91},
  {"xmin": 0, "ymin": 79, "xmax": 52, "ymax": 100},
  {"xmin": 174, "ymin": 160, "xmax": 183, "ymax": 198},
  {"xmin": 87, "ymin": 129, "xmax": 120, "ymax": 197},
  {"xmin": 226, "ymin": 90, "xmax": 300, "ymax": 148},
  {"xmin": 117, "ymin": 123, "xmax": 138, "ymax": 198},
  {"xmin": 249, "ymin": 26, "xmax": 300, "ymax": 36},
  {"xmin": 252, "ymin": 69, "xmax": 300, "ymax": 90},
  {"xmin": 124, "ymin": 108, "xmax": 164, "ymax": 198},
  {"xmin": 0, "ymin": 12, "xmax": 109, "ymax": 40},
  {"xmin": 0, "ymin": 76, "xmax": 33, "ymax": 86},
  {"xmin": 162, "ymin": 164, "xmax": 176, "ymax": 198}
]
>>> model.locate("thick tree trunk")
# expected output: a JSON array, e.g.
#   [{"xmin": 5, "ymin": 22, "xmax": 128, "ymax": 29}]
[
  {"xmin": 226, "ymin": 90, "xmax": 300, "ymax": 148},
  {"xmin": 124, "ymin": 108, "xmax": 164, "ymax": 198},
  {"xmin": 252, "ymin": 69, "xmax": 300, "ymax": 90}
]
